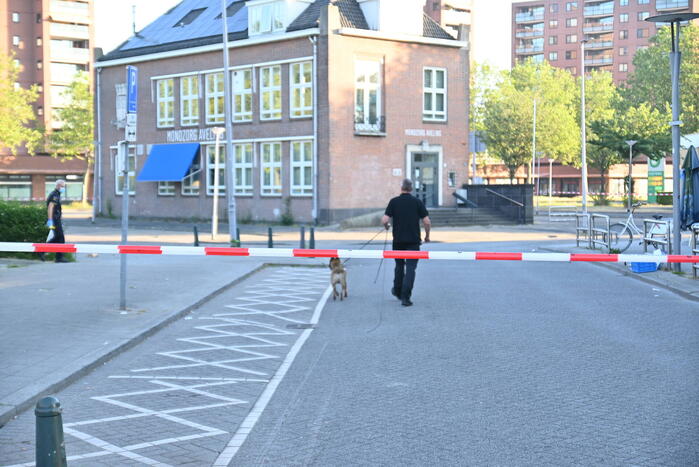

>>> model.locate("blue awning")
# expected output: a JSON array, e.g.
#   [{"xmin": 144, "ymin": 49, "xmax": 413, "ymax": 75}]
[{"xmin": 137, "ymin": 143, "xmax": 200, "ymax": 182}]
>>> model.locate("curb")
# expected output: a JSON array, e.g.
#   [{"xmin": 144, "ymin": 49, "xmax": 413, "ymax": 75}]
[{"xmin": 0, "ymin": 263, "xmax": 268, "ymax": 428}]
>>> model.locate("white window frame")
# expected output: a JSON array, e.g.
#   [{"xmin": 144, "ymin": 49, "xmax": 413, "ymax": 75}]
[
  {"xmin": 12, "ymin": 35, "xmax": 20, "ymax": 46},
  {"xmin": 181, "ymin": 152, "xmax": 202, "ymax": 196},
  {"xmin": 290, "ymin": 141, "xmax": 313, "ymax": 197},
  {"xmin": 113, "ymin": 146, "xmax": 136, "ymax": 196},
  {"xmin": 180, "ymin": 75, "xmax": 199, "ymax": 126},
  {"xmin": 260, "ymin": 65, "xmax": 282, "ymax": 120},
  {"xmin": 206, "ymin": 72, "xmax": 224, "ymax": 124},
  {"xmin": 12, "ymin": 12, "xmax": 19, "ymax": 23},
  {"xmin": 290, "ymin": 61, "xmax": 313, "ymax": 119},
  {"xmin": 158, "ymin": 181, "xmax": 176, "ymax": 196},
  {"xmin": 156, "ymin": 78, "xmax": 174, "ymax": 128},
  {"xmin": 233, "ymin": 69, "xmax": 253, "ymax": 122},
  {"xmin": 354, "ymin": 60, "xmax": 382, "ymax": 131},
  {"xmin": 249, "ymin": 1, "xmax": 285, "ymax": 36},
  {"xmin": 233, "ymin": 143, "xmax": 254, "ymax": 195},
  {"xmin": 260, "ymin": 142, "xmax": 282, "ymax": 196},
  {"xmin": 206, "ymin": 144, "xmax": 226, "ymax": 196},
  {"xmin": 423, "ymin": 67, "xmax": 447, "ymax": 122}
]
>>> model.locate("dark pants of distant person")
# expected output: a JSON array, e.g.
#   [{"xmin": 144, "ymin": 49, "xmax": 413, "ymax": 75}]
[
  {"xmin": 393, "ymin": 242, "xmax": 420, "ymax": 300},
  {"xmin": 49, "ymin": 222, "xmax": 65, "ymax": 261}
]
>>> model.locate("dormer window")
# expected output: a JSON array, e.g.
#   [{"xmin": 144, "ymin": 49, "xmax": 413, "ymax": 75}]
[{"xmin": 248, "ymin": 1, "xmax": 284, "ymax": 36}]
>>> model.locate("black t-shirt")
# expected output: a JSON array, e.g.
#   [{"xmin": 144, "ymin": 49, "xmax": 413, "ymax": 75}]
[
  {"xmin": 385, "ymin": 193, "xmax": 429, "ymax": 244},
  {"xmin": 47, "ymin": 189, "xmax": 62, "ymax": 222}
]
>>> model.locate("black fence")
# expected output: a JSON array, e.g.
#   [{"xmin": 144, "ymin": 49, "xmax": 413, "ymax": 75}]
[{"xmin": 461, "ymin": 184, "xmax": 534, "ymax": 224}]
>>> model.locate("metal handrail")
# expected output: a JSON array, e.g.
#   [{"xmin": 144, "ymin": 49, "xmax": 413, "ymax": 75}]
[
  {"xmin": 590, "ymin": 214, "xmax": 610, "ymax": 252},
  {"xmin": 575, "ymin": 213, "xmax": 591, "ymax": 248},
  {"xmin": 452, "ymin": 191, "xmax": 478, "ymax": 208},
  {"xmin": 485, "ymin": 188, "xmax": 524, "ymax": 207}
]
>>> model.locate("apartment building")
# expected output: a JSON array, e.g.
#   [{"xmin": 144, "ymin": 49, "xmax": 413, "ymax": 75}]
[
  {"xmin": 512, "ymin": 0, "xmax": 698, "ymax": 82},
  {"xmin": 0, "ymin": 0, "xmax": 94, "ymax": 202},
  {"xmin": 95, "ymin": 0, "xmax": 469, "ymax": 224}
]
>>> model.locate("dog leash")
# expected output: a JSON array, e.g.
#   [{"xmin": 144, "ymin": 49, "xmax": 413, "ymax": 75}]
[
  {"xmin": 342, "ymin": 227, "xmax": 389, "ymax": 265},
  {"xmin": 366, "ymin": 228, "xmax": 390, "ymax": 334},
  {"xmin": 373, "ymin": 228, "xmax": 389, "ymax": 284}
]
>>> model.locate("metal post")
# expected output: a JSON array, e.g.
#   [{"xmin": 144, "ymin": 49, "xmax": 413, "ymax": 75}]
[
  {"xmin": 211, "ymin": 127, "xmax": 224, "ymax": 239},
  {"xmin": 193, "ymin": 226, "xmax": 199, "ymax": 247},
  {"xmin": 625, "ymin": 140, "xmax": 637, "ymax": 212},
  {"xmin": 35, "ymin": 396, "xmax": 66, "ymax": 467},
  {"xmin": 267, "ymin": 227, "xmax": 273, "ymax": 248},
  {"xmin": 221, "ymin": 0, "xmax": 237, "ymax": 244},
  {"xmin": 531, "ymin": 99, "xmax": 536, "ymax": 185},
  {"xmin": 309, "ymin": 227, "xmax": 315, "ymax": 249},
  {"xmin": 670, "ymin": 24, "xmax": 682, "ymax": 269},
  {"xmin": 580, "ymin": 39, "xmax": 589, "ymax": 214},
  {"xmin": 119, "ymin": 140, "xmax": 129, "ymax": 310},
  {"xmin": 236, "ymin": 227, "xmax": 240, "ymax": 245},
  {"xmin": 300, "ymin": 226, "xmax": 306, "ymax": 249},
  {"xmin": 548, "ymin": 159, "xmax": 553, "ymax": 203}
]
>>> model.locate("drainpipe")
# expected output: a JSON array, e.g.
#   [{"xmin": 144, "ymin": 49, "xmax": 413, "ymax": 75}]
[
  {"xmin": 94, "ymin": 67, "xmax": 103, "ymax": 219},
  {"xmin": 309, "ymin": 36, "xmax": 318, "ymax": 225}
]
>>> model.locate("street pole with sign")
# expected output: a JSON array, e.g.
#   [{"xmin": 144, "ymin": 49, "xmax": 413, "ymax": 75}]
[
  {"xmin": 121, "ymin": 65, "xmax": 137, "ymax": 310},
  {"xmin": 625, "ymin": 140, "xmax": 637, "ymax": 212}
]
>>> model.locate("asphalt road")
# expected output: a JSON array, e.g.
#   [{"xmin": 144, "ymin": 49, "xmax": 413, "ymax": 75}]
[{"xmin": 1, "ymin": 239, "xmax": 697, "ymax": 466}]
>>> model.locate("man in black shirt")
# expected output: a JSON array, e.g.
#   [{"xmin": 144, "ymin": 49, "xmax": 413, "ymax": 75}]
[
  {"xmin": 45, "ymin": 179, "xmax": 68, "ymax": 263},
  {"xmin": 382, "ymin": 179, "xmax": 431, "ymax": 307}
]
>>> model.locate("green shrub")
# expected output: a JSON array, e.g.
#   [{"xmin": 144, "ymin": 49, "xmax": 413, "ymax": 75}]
[
  {"xmin": 0, "ymin": 201, "xmax": 73, "ymax": 261},
  {"xmin": 280, "ymin": 197, "xmax": 294, "ymax": 226},
  {"xmin": 656, "ymin": 192, "xmax": 673, "ymax": 206}
]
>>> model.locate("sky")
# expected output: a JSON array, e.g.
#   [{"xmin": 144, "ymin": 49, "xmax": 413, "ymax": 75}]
[{"xmin": 95, "ymin": 0, "xmax": 515, "ymax": 70}]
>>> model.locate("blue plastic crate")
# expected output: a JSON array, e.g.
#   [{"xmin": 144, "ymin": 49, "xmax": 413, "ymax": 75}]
[{"xmin": 630, "ymin": 262, "xmax": 658, "ymax": 273}]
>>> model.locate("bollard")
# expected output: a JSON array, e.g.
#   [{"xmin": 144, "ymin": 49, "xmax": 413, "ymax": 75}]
[
  {"xmin": 268, "ymin": 227, "xmax": 273, "ymax": 248},
  {"xmin": 309, "ymin": 227, "xmax": 315, "ymax": 249},
  {"xmin": 300, "ymin": 226, "xmax": 306, "ymax": 249},
  {"xmin": 193, "ymin": 226, "xmax": 199, "ymax": 247},
  {"xmin": 35, "ymin": 396, "xmax": 67, "ymax": 467},
  {"xmin": 236, "ymin": 227, "xmax": 240, "ymax": 245}
]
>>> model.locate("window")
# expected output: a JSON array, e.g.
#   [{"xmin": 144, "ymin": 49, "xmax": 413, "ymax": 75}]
[
  {"xmin": 566, "ymin": 18, "xmax": 577, "ymax": 27},
  {"xmin": 12, "ymin": 12, "xmax": 19, "ymax": 23},
  {"xmin": 36, "ymin": 60, "xmax": 42, "ymax": 69},
  {"xmin": 290, "ymin": 141, "xmax": 313, "ymax": 196},
  {"xmin": 233, "ymin": 69, "xmax": 252, "ymax": 122},
  {"xmin": 182, "ymin": 154, "xmax": 201, "ymax": 196},
  {"xmin": 260, "ymin": 65, "xmax": 281, "ymax": 120},
  {"xmin": 12, "ymin": 36, "xmax": 20, "ymax": 46},
  {"xmin": 423, "ymin": 67, "xmax": 447, "ymax": 122},
  {"xmin": 354, "ymin": 60, "xmax": 382, "ymax": 131},
  {"xmin": 114, "ymin": 146, "xmax": 136, "ymax": 196},
  {"xmin": 206, "ymin": 144, "xmax": 225, "ymax": 196},
  {"xmin": 566, "ymin": 2, "xmax": 577, "ymax": 11},
  {"xmin": 619, "ymin": 30, "xmax": 628, "ymax": 39},
  {"xmin": 45, "ymin": 175, "xmax": 83, "ymax": 201},
  {"xmin": 115, "ymin": 83, "xmax": 126, "ymax": 124},
  {"xmin": 565, "ymin": 50, "xmax": 577, "ymax": 60},
  {"xmin": 173, "ymin": 8, "xmax": 205, "ymax": 27},
  {"xmin": 0, "ymin": 175, "xmax": 31, "ymax": 200},
  {"xmin": 549, "ymin": 19, "xmax": 558, "ymax": 28},
  {"xmin": 620, "ymin": 0, "xmax": 628, "ymax": 5},
  {"xmin": 156, "ymin": 79, "xmax": 174, "ymax": 127},
  {"xmin": 620, "ymin": 13, "xmax": 628, "ymax": 23},
  {"xmin": 637, "ymin": 28, "xmax": 648, "ymax": 38},
  {"xmin": 549, "ymin": 35, "xmax": 558, "ymax": 45},
  {"xmin": 619, "ymin": 46, "xmax": 627, "ymax": 56},
  {"xmin": 638, "ymin": 11, "xmax": 649, "ymax": 21},
  {"xmin": 549, "ymin": 51, "xmax": 558, "ymax": 61},
  {"xmin": 158, "ymin": 182, "xmax": 176, "ymax": 196},
  {"xmin": 180, "ymin": 75, "xmax": 199, "ymax": 126},
  {"xmin": 290, "ymin": 62, "xmax": 313, "ymax": 118},
  {"xmin": 550, "ymin": 3, "xmax": 559, "ymax": 12},
  {"xmin": 619, "ymin": 63, "xmax": 628, "ymax": 72},
  {"xmin": 233, "ymin": 144, "xmax": 254, "ymax": 195},
  {"xmin": 566, "ymin": 34, "xmax": 577, "ymax": 43},
  {"xmin": 565, "ymin": 66, "xmax": 577, "ymax": 74},
  {"xmin": 206, "ymin": 72, "xmax": 224, "ymax": 124},
  {"xmin": 249, "ymin": 1, "xmax": 284, "ymax": 35},
  {"xmin": 36, "ymin": 37, "xmax": 42, "ymax": 46},
  {"xmin": 260, "ymin": 142, "xmax": 282, "ymax": 196},
  {"xmin": 637, "ymin": 0, "xmax": 649, "ymax": 4}
]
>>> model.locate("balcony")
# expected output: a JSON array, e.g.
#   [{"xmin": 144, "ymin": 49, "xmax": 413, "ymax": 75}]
[
  {"xmin": 583, "ymin": 22, "xmax": 613, "ymax": 33},
  {"xmin": 50, "ymin": 46, "xmax": 89, "ymax": 63},
  {"xmin": 515, "ymin": 29, "xmax": 544, "ymax": 38},
  {"xmin": 354, "ymin": 116, "xmax": 386, "ymax": 136},
  {"xmin": 49, "ymin": 0, "xmax": 89, "ymax": 24},
  {"xmin": 515, "ymin": 12, "xmax": 545, "ymax": 23},
  {"xmin": 50, "ymin": 22, "xmax": 89, "ymax": 40},
  {"xmin": 584, "ymin": 6, "xmax": 614, "ymax": 17},
  {"xmin": 585, "ymin": 40, "xmax": 613, "ymax": 50},
  {"xmin": 516, "ymin": 45, "xmax": 544, "ymax": 54},
  {"xmin": 585, "ymin": 56, "xmax": 613, "ymax": 65},
  {"xmin": 656, "ymin": 0, "xmax": 689, "ymax": 10}
]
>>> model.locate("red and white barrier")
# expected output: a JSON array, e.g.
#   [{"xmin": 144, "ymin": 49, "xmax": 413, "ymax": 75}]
[{"xmin": 1, "ymin": 242, "xmax": 698, "ymax": 264}]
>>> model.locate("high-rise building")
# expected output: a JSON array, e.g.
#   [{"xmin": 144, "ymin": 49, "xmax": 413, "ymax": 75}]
[
  {"xmin": 512, "ymin": 0, "xmax": 698, "ymax": 82},
  {"xmin": 0, "ymin": 0, "xmax": 94, "ymax": 202}
]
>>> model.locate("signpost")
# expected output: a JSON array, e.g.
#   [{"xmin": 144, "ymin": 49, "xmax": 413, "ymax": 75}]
[
  {"xmin": 647, "ymin": 157, "xmax": 665, "ymax": 204},
  {"xmin": 121, "ymin": 66, "xmax": 137, "ymax": 310}
]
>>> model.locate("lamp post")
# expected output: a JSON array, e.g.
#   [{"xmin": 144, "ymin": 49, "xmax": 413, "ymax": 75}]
[
  {"xmin": 580, "ymin": 39, "xmax": 589, "ymax": 214},
  {"xmin": 221, "ymin": 0, "xmax": 237, "ymax": 244},
  {"xmin": 531, "ymin": 99, "xmax": 536, "ymax": 185},
  {"xmin": 211, "ymin": 127, "xmax": 225, "ymax": 239},
  {"xmin": 625, "ymin": 140, "xmax": 637, "ymax": 212},
  {"xmin": 646, "ymin": 12, "xmax": 699, "ymax": 269}
]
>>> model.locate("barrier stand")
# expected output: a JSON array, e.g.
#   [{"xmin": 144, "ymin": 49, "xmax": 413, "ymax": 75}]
[
  {"xmin": 35, "ymin": 396, "xmax": 67, "ymax": 467},
  {"xmin": 575, "ymin": 213, "xmax": 591, "ymax": 248},
  {"xmin": 692, "ymin": 223, "xmax": 699, "ymax": 279},
  {"xmin": 590, "ymin": 214, "xmax": 611, "ymax": 252}
]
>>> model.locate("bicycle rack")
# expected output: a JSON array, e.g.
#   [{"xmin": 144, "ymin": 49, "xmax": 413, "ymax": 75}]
[
  {"xmin": 692, "ymin": 224, "xmax": 699, "ymax": 280},
  {"xmin": 575, "ymin": 213, "xmax": 591, "ymax": 248},
  {"xmin": 590, "ymin": 214, "xmax": 611, "ymax": 252},
  {"xmin": 643, "ymin": 219, "xmax": 671, "ymax": 270}
]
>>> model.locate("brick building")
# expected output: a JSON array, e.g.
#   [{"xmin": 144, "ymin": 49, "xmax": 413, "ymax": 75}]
[
  {"xmin": 424, "ymin": 0, "xmax": 473, "ymax": 39},
  {"xmin": 512, "ymin": 0, "xmax": 698, "ymax": 82},
  {"xmin": 95, "ymin": 0, "xmax": 469, "ymax": 224},
  {"xmin": 0, "ymin": 0, "xmax": 94, "ymax": 201}
]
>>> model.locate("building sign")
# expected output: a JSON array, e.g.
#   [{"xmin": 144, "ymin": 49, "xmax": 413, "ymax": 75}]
[
  {"xmin": 405, "ymin": 129, "xmax": 442, "ymax": 137},
  {"xmin": 647, "ymin": 157, "xmax": 665, "ymax": 203},
  {"xmin": 166, "ymin": 128, "xmax": 218, "ymax": 143}
]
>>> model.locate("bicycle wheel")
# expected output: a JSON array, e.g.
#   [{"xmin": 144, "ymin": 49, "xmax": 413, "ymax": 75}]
[{"xmin": 608, "ymin": 223, "xmax": 632, "ymax": 252}]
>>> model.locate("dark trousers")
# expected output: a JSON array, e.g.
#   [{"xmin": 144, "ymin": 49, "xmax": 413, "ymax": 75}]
[
  {"xmin": 393, "ymin": 242, "xmax": 420, "ymax": 300},
  {"xmin": 49, "ymin": 222, "xmax": 65, "ymax": 261}
]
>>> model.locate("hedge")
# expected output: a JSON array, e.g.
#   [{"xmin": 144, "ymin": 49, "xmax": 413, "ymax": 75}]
[{"xmin": 0, "ymin": 201, "xmax": 49, "ymax": 259}]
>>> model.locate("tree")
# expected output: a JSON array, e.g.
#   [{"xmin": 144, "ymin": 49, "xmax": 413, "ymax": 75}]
[
  {"xmin": 48, "ymin": 72, "xmax": 94, "ymax": 204},
  {"xmin": 0, "ymin": 53, "xmax": 41, "ymax": 153},
  {"xmin": 623, "ymin": 23, "xmax": 699, "ymax": 133},
  {"xmin": 479, "ymin": 60, "xmax": 579, "ymax": 181}
]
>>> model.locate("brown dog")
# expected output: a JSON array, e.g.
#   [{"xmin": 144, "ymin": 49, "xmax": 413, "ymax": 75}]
[{"xmin": 328, "ymin": 257, "xmax": 348, "ymax": 301}]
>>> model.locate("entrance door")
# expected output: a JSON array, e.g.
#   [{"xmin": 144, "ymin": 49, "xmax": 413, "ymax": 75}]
[{"xmin": 412, "ymin": 152, "xmax": 439, "ymax": 207}]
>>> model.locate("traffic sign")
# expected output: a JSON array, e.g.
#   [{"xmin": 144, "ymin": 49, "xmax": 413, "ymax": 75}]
[
  {"xmin": 126, "ymin": 125, "xmax": 137, "ymax": 142},
  {"xmin": 127, "ymin": 66, "xmax": 138, "ymax": 114}
]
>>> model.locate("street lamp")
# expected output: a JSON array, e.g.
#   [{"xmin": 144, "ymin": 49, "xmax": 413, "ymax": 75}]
[
  {"xmin": 580, "ymin": 39, "xmax": 589, "ymax": 214},
  {"xmin": 625, "ymin": 140, "xmax": 637, "ymax": 212},
  {"xmin": 220, "ymin": 0, "xmax": 237, "ymax": 244},
  {"xmin": 211, "ymin": 127, "xmax": 225, "ymax": 239},
  {"xmin": 646, "ymin": 12, "xmax": 699, "ymax": 268}
]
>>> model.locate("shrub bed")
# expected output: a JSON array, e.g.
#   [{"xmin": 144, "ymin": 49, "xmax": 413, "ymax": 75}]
[{"xmin": 0, "ymin": 201, "xmax": 52, "ymax": 260}]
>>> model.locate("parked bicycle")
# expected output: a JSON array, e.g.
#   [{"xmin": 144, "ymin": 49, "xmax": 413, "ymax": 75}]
[{"xmin": 608, "ymin": 202, "xmax": 671, "ymax": 253}]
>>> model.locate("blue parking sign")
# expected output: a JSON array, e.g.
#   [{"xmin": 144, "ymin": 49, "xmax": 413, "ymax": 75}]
[{"xmin": 127, "ymin": 66, "xmax": 138, "ymax": 114}]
